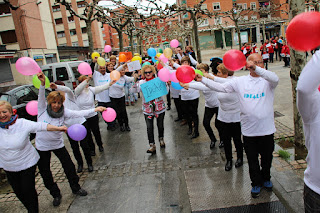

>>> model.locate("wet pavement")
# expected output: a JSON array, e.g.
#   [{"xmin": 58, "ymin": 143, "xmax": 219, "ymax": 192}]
[{"xmin": 0, "ymin": 49, "xmax": 306, "ymax": 213}]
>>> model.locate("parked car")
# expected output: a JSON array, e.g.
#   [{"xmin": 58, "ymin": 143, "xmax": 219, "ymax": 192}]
[{"xmin": 41, "ymin": 61, "xmax": 84, "ymax": 90}]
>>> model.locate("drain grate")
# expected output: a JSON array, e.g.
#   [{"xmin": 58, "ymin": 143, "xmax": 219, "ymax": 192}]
[{"xmin": 274, "ymin": 111, "xmax": 284, "ymax": 118}]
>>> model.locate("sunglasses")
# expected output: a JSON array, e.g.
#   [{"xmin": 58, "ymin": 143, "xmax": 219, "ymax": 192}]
[{"xmin": 145, "ymin": 71, "xmax": 152, "ymax": 74}]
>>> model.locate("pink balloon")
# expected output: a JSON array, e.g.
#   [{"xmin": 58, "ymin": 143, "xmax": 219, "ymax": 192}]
[
  {"xmin": 102, "ymin": 107, "xmax": 116, "ymax": 122},
  {"xmin": 26, "ymin": 101, "xmax": 38, "ymax": 116},
  {"xmin": 170, "ymin": 71, "xmax": 179, "ymax": 83},
  {"xmin": 15, "ymin": 57, "xmax": 41, "ymax": 76},
  {"xmin": 78, "ymin": 62, "xmax": 92, "ymax": 75},
  {"xmin": 170, "ymin": 39, "xmax": 179, "ymax": 48},
  {"xmin": 159, "ymin": 54, "xmax": 168, "ymax": 63},
  {"xmin": 158, "ymin": 68, "xmax": 170, "ymax": 82},
  {"xmin": 104, "ymin": 45, "xmax": 112, "ymax": 53},
  {"xmin": 223, "ymin": 49, "xmax": 246, "ymax": 71}
]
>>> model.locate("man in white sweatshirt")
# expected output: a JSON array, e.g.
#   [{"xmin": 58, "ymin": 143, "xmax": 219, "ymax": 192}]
[
  {"xmin": 297, "ymin": 50, "xmax": 320, "ymax": 213},
  {"xmin": 196, "ymin": 53, "xmax": 279, "ymax": 198}
]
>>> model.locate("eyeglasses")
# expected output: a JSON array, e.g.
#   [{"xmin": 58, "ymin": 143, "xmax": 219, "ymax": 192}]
[
  {"xmin": 253, "ymin": 61, "xmax": 264, "ymax": 65},
  {"xmin": 145, "ymin": 71, "xmax": 152, "ymax": 74}
]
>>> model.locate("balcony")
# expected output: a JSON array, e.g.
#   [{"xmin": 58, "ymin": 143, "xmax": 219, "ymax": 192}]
[{"xmin": 0, "ymin": 14, "xmax": 15, "ymax": 32}]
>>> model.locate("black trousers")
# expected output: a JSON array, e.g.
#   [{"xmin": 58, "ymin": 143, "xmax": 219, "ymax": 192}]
[
  {"xmin": 182, "ymin": 98, "xmax": 199, "ymax": 134},
  {"xmin": 304, "ymin": 183, "xmax": 320, "ymax": 213},
  {"xmin": 5, "ymin": 165, "xmax": 38, "ymax": 213},
  {"xmin": 144, "ymin": 111, "xmax": 165, "ymax": 145},
  {"xmin": 167, "ymin": 90, "xmax": 171, "ymax": 107},
  {"xmin": 220, "ymin": 121, "xmax": 243, "ymax": 161},
  {"xmin": 37, "ymin": 147, "xmax": 80, "ymax": 198},
  {"xmin": 110, "ymin": 96, "xmax": 129, "ymax": 127},
  {"xmin": 173, "ymin": 96, "xmax": 183, "ymax": 120},
  {"xmin": 269, "ymin": 53, "xmax": 274, "ymax": 63},
  {"xmin": 243, "ymin": 134, "xmax": 274, "ymax": 187},
  {"xmin": 203, "ymin": 107, "xmax": 219, "ymax": 142},
  {"xmin": 97, "ymin": 101, "xmax": 115, "ymax": 127},
  {"xmin": 84, "ymin": 114, "xmax": 103, "ymax": 152},
  {"xmin": 67, "ymin": 123, "xmax": 92, "ymax": 166}
]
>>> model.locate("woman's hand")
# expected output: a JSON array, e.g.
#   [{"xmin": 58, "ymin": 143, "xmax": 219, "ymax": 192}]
[
  {"xmin": 194, "ymin": 74, "xmax": 203, "ymax": 82},
  {"xmin": 180, "ymin": 82, "xmax": 189, "ymax": 89},
  {"xmin": 59, "ymin": 126, "xmax": 68, "ymax": 132},
  {"xmin": 47, "ymin": 124, "xmax": 68, "ymax": 132},
  {"xmin": 203, "ymin": 72, "xmax": 214, "ymax": 80},
  {"xmin": 37, "ymin": 72, "xmax": 46, "ymax": 86},
  {"xmin": 87, "ymin": 74, "xmax": 93, "ymax": 82},
  {"xmin": 109, "ymin": 80, "xmax": 117, "ymax": 86},
  {"xmin": 94, "ymin": 106, "xmax": 107, "ymax": 112},
  {"xmin": 50, "ymin": 82, "xmax": 57, "ymax": 90}
]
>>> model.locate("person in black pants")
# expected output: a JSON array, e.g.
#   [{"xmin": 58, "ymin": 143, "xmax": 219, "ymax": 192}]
[
  {"xmin": 166, "ymin": 90, "xmax": 171, "ymax": 110},
  {"xmin": 110, "ymin": 96, "xmax": 130, "ymax": 130},
  {"xmin": 185, "ymin": 98, "xmax": 199, "ymax": 138},
  {"xmin": 173, "ymin": 95, "xmax": 183, "ymax": 121}
]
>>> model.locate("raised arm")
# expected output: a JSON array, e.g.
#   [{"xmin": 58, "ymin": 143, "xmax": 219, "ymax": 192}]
[
  {"xmin": 189, "ymin": 54, "xmax": 198, "ymax": 66},
  {"xmin": 247, "ymin": 61, "xmax": 279, "ymax": 89},
  {"xmin": 93, "ymin": 80, "xmax": 116, "ymax": 94},
  {"xmin": 74, "ymin": 80, "xmax": 88, "ymax": 96},
  {"xmin": 37, "ymin": 73, "xmax": 47, "ymax": 115},
  {"xmin": 297, "ymin": 50, "xmax": 320, "ymax": 123},
  {"xmin": 56, "ymin": 85, "xmax": 76, "ymax": 103}
]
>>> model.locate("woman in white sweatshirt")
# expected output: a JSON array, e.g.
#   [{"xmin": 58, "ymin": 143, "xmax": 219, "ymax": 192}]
[
  {"xmin": 36, "ymin": 72, "xmax": 107, "ymax": 207},
  {"xmin": 0, "ymin": 100, "xmax": 67, "ymax": 213},
  {"xmin": 75, "ymin": 75, "xmax": 115, "ymax": 155}
]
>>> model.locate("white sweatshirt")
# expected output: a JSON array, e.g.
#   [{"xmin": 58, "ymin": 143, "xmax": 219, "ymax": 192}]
[
  {"xmin": 297, "ymin": 50, "xmax": 320, "ymax": 195},
  {"xmin": 201, "ymin": 66, "xmax": 279, "ymax": 136},
  {"xmin": 36, "ymin": 85, "xmax": 95, "ymax": 151},
  {"xmin": 188, "ymin": 81, "xmax": 219, "ymax": 108},
  {"xmin": 56, "ymin": 85, "xmax": 86, "ymax": 126},
  {"xmin": 75, "ymin": 80, "xmax": 111, "ymax": 118},
  {"xmin": 109, "ymin": 75, "xmax": 134, "ymax": 98},
  {"xmin": 93, "ymin": 70, "xmax": 111, "ymax": 103},
  {"xmin": 0, "ymin": 119, "xmax": 47, "ymax": 172},
  {"xmin": 181, "ymin": 86, "xmax": 200, "ymax": 101},
  {"xmin": 214, "ymin": 76, "xmax": 241, "ymax": 123}
]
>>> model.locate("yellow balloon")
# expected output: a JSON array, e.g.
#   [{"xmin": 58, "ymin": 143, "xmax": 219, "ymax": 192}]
[
  {"xmin": 156, "ymin": 53, "xmax": 162, "ymax": 58},
  {"xmin": 91, "ymin": 52, "xmax": 100, "ymax": 60},
  {"xmin": 97, "ymin": 57, "xmax": 106, "ymax": 66},
  {"xmin": 163, "ymin": 48, "xmax": 173, "ymax": 58},
  {"xmin": 134, "ymin": 53, "xmax": 140, "ymax": 56},
  {"xmin": 131, "ymin": 56, "xmax": 142, "ymax": 64}
]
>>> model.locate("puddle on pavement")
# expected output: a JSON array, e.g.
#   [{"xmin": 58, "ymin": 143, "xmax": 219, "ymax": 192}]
[{"xmin": 275, "ymin": 138, "xmax": 308, "ymax": 161}]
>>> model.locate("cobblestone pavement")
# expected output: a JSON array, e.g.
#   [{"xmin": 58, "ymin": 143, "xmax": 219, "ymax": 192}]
[{"xmin": 0, "ymin": 49, "xmax": 305, "ymax": 213}]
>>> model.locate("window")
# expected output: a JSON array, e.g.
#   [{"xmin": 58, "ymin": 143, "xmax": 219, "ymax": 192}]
[
  {"xmin": 0, "ymin": 30, "xmax": 17, "ymax": 44},
  {"xmin": 57, "ymin": 31, "xmax": 65, "ymax": 38},
  {"xmin": 59, "ymin": 43, "xmax": 67, "ymax": 46},
  {"xmin": 212, "ymin": 2, "xmax": 221, "ymax": 10},
  {"xmin": 251, "ymin": 15, "xmax": 257, "ymax": 20},
  {"xmin": 243, "ymin": 16, "xmax": 248, "ymax": 20},
  {"xmin": 52, "ymin": 5, "xmax": 60, "ymax": 12},
  {"xmin": 72, "ymin": 42, "xmax": 78, "ymax": 47},
  {"xmin": 15, "ymin": 87, "xmax": 36, "ymax": 105},
  {"xmin": 77, "ymin": 1, "xmax": 86, "ymax": 8},
  {"xmin": 56, "ymin": 67, "xmax": 69, "ymax": 81},
  {"xmin": 309, "ymin": 6, "xmax": 315, "ymax": 11},
  {"xmin": 250, "ymin": 2, "xmax": 256, "ymax": 9},
  {"xmin": 0, "ymin": 3, "xmax": 11, "ymax": 15},
  {"xmin": 83, "ymin": 40, "xmax": 89, "ymax": 46},
  {"xmin": 198, "ymin": 19, "xmax": 208, "ymax": 27},
  {"xmin": 55, "ymin": 18, "xmax": 63, "ymax": 25},
  {"xmin": 201, "ymin": 4, "xmax": 207, "ymax": 10},
  {"xmin": 42, "ymin": 69, "xmax": 53, "ymax": 82},
  {"xmin": 81, "ymin": 27, "xmax": 87, "ymax": 34},
  {"xmin": 238, "ymin": 3, "xmax": 247, "ymax": 9},
  {"xmin": 70, "ymin": 29, "xmax": 76, "ymax": 36},
  {"xmin": 215, "ymin": 17, "xmax": 222, "ymax": 25},
  {"xmin": 68, "ymin": 16, "xmax": 74, "ymax": 23}
]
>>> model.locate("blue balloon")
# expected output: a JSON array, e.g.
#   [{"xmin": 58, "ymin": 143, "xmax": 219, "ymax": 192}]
[
  {"xmin": 151, "ymin": 57, "xmax": 158, "ymax": 63},
  {"xmin": 147, "ymin": 48, "xmax": 157, "ymax": 57},
  {"xmin": 171, "ymin": 82, "xmax": 183, "ymax": 90}
]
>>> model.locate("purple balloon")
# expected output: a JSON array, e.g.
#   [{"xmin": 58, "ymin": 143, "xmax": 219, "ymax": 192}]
[{"xmin": 67, "ymin": 124, "xmax": 87, "ymax": 141}]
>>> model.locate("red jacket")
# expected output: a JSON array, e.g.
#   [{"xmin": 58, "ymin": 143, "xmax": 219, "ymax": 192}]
[
  {"xmin": 281, "ymin": 45, "xmax": 290, "ymax": 56},
  {"xmin": 267, "ymin": 45, "xmax": 274, "ymax": 53}
]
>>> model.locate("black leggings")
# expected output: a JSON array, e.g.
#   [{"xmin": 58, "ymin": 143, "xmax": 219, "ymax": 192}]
[
  {"xmin": 202, "ymin": 107, "xmax": 220, "ymax": 142},
  {"xmin": 144, "ymin": 112, "xmax": 165, "ymax": 145},
  {"xmin": 110, "ymin": 96, "xmax": 129, "ymax": 126},
  {"xmin": 84, "ymin": 114, "xmax": 103, "ymax": 151},
  {"xmin": 182, "ymin": 98, "xmax": 199, "ymax": 133},
  {"xmin": 5, "ymin": 165, "xmax": 38, "ymax": 213}
]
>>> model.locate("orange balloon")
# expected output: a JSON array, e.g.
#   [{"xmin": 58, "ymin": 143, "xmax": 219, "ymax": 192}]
[
  {"xmin": 119, "ymin": 54, "xmax": 127, "ymax": 62},
  {"xmin": 110, "ymin": 70, "xmax": 120, "ymax": 81}
]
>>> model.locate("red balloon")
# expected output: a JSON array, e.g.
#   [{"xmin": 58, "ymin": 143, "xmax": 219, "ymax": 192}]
[
  {"xmin": 223, "ymin": 49, "xmax": 246, "ymax": 71},
  {"xmin": 157, "ymin": 62, "xmax": 163, "ymax": 70},
  {"xmin": 176, "ymin": 65, "xmax": 195, "ymax": 83},
  {"xmin": 286, "ymin": 12, "xmax": 320, "ymax": 51}
]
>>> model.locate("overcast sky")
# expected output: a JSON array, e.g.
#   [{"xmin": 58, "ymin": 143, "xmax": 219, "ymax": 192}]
[{"xmin": 98, "ymin": 0, "xmax": 175, "ymax": 11}]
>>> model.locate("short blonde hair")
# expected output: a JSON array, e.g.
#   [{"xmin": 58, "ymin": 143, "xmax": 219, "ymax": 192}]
[
  {"xmin": 141, "ymin": 65, "xmax": 156, "ymax": 77},
  {"xmin": 187, "ymin": 45, "xmax": 193, "ymax": 50},
  {"xmin": 0, "ymin": 100, "xmax": 13, "ymax": 114},
  {"xmin": 110, "ymin": 55, "xmax": 117, "ymax": 61},
  {"xmin": 47, "ymin": 91, "xmax": 65, "ymax": 106},
  {"xmin": 181, "ymin": 56, "xmax": 191, "ymax": 65},
  {"xmin": 217, "ymin": 64, "xmax": 229, "ymax": 76},
  {"xmin": 196, "ymin": 63, "xmax": 209, "ymax": 72},
  {"xmin": 78, "ymin": 75, "xmax": 88, "ymax": 83}
]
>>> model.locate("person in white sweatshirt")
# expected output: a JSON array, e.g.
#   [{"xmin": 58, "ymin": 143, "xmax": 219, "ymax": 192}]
[
  {"xmin": 50, "ymin": 81, "xmax": 93, "ymax": 173},
  {"xmin": 0, "ymin": 100, "xmax": 67, "ymax": 213},
  {"xmin": 296, "ymin": 50, "xmax": 320, "ymax": 213},
  {"xmin": 196, "ymin": 53, "xmax": 279, "ymax": 198},
  {"xmin": 36, "ymin": 72, "xmax": 107, "ymax": 207}
]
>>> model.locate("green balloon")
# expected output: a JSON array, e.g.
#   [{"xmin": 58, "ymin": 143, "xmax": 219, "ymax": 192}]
[
  {"xmin": 195, "ymin": 69, "xmax": 204, "ymax": 76},
  {"xmin": 142, "ymin": 62, "xmax": 151, "ymax": 67},
  {"xmin": 158, "ymin": 49, "xmax": 163, "ymax": 53},
  {"xmin": 32, "ymin": 75, "xmax": 50, "ymax": 89}
]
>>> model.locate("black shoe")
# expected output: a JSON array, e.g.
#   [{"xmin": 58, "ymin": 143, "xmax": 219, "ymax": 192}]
[
  {"xmin": 98, "ymin": 146, "xmax": 104, "ymax": 152},
  {"xmin": 187, "ymin": 128, "xmax": 193, "ymax": 135},
  {"xmin": 88, "ymin": 164, "xmax": 93, "ymax": 172},
  {"xmin": 218, "ymin": 141, "xmax": 224, "ymax": 148},
  {"xmin": 90, "ymin": 151, "xmax": 96, "ymax": 156},
  {"xmin": 225, "ymin": 161, "xmax": 232, "ymax": 171},
  {"xmin": 120, "ymin": 125, "xmax": 125, "ymax": 132},
  {"xmin": 73, "ymin": 188, "xmax": 88, "ymax": 196},
  {"xmin": 235, "ymin": 158, "xmax": 243, "ymax": 168},
  {"xmin": 174, "ymin": 118, "xmax": 182, "ymax": 122},
  {"xmin": 53, "ymin": 195, "xmax": 62, "ymax": 206},
  {"xmin": 167, "ymin": 106, "xmax": 171, "ymax": 110},
  {"xmin": 77, "ymin": 164, "xmax": 83, "ymax": 173},
  {"xmin": 210, "ymin": 141, "xmax": 216, "ymax": 149},
  {"xmin": 125, "ymin": 126, "xmax": 131, "ymax": 131},
  {"xmin": 191, "ymin": 132, "xmax": 199, "ymax": 139}
]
